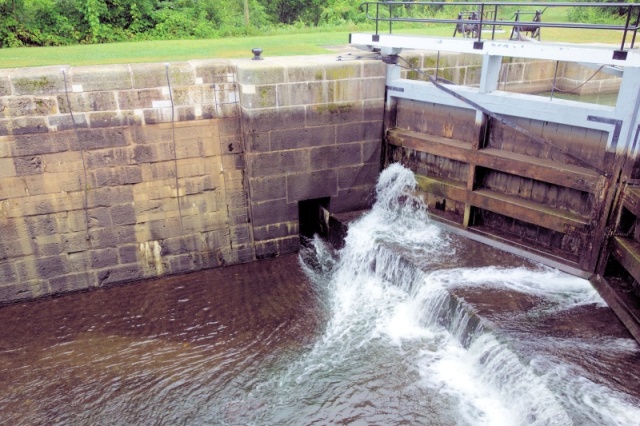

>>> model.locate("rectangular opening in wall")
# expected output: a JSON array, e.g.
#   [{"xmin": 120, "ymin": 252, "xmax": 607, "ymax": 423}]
[
  {"xmin": 618, "ymin": 206, "xmax": 637, "ymax": 237},
  {"xmin": 298, "ymin": 197, "xmax": 330, "ymax": 239}
]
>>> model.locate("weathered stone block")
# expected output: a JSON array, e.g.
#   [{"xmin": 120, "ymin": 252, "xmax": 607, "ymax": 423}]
[
  {"xmin": 191, "ymin": 59, "xmax": 235, "ymax": 84},
  {"xmin": 109, "ymin": 203, "xmax": 136, "ymax": 226},
  {"xmin": 286, "ymin": 169, "xmax": 338, "ymax": 202},
  {"xmin": 180, "ymin": 175, "xmax": 217, "ymax": 195},
  {"xmin": 242, "ymin": 106, "xmax": 305, "ymax": 133},
  {"xmin": 221, "ymin": 134, "xmax": 243, "ymax": 154},
  {"xmin": 241, "ymin": 85, "xmax": 277, "ymax": 109},
  {"xmin": 49, "ymin": 271, "xmax": 95, "ymax": 293},
  {"xmin": 218, "ymin": 117, "xmax": 241, "ymax": 136},
  {"xmin": 97, "ymin": 263, "xmax": 144, "ymax": 286},
  {"xmin": 236, "ymin": 61, "xmax": 286, "ymax": 85},
  {"xmin": 230, "ymin": 225, "xmax": 251, "ymax": 246},
  {"xmin": 362, "ymin": 77, "xmax": 386, "ymax": 100},
  {"xmin": 70, "ymin": 128, "xmax": 129, "ymax": 151},
  {"xmin": 87, "ymin": 207, "xmax": 112, "ymax": 229},
  {"xmin": 177, "ymin": 86, "xmax": 219, "ymax": 107},
  {"xmin": 118, "ymin": 244, "xmax": 138, "ymax": 264},
  {"xmin": 11, "ymin": 117, "xmax": 49, "ymax": 135},
  {"xmin": 70, "ymin": 65, "xmax": 132, "ymax": 92},
  {"xmin": 167, "ymin": 253, "xmax": 196, "ymax": 274},
  {"xmin": 134, "ymin": 142, "xmax": 175, "ymax": 163},
  {"xmin": 254, "ymin": 239, "xmax": 278, "ymax": 259},
  {"xmin": 277, "ymin": 235, "xmax": 300, "ymax": 254},
  {"xmin": 0, "ymin": 177, "xmax": 28, "ymax": 199},
  {"xmin": 85, "ymin": 147, "xmax": 136, "ymax": 169},
  {"xmin": 330, "ymin": 186, "xmax": 375, "ymax": 213},
  {"xmin": 12, "ymin": 68, "xmax": 66, "ymax": 95},
  {"xmin": 13, "ymin": 133, "xmax": 69, "ymax": 157},
  {"xmin": 362, "ymin": 60, "xmax": 386, "ymax": 78},
  {"xmin": 228, "ymin": 207, "xmax": 249, "ymax": 225},
  {"xmin": 90, "ymin": 248, "xmax": 119, "ymax": 269},
  {"xmin": 0, "ymin": 262, "xmax": 18, "ymax": 283},
  {"xmin": 88, "ymin": 112, "xmax": 128, "ymax": 128},
  {"xmin": 90, "ymin": 225, "xmax": 136, "ymax": 248},
  {"xmin": 57, "ymin": 92, "xmax": 118, "ymax": 113},
  {"xmin": 49, "ymin": 113, "xmax": 89, "ymax": 131},
  {"xmin": 14, "ymin": 156, "xmax": 43, "ymax": 175},
  {"xmin": 306, "ymin": 102, "xmax": 363, "ymax": 127},
  {"xmin": 191, "ymin": 249, "xmax": 222, "ymax": 270},
  {"xmin": 221, "ymin": 153, "xmax": 244, "ymax": 171},
  {"xmin": 277, "ymin": 81, "xmax": 331, "ymax": 107},
  {"xmin": 253, "ymin": 222, "xmax": 298, "ymax": 241},
  {"xmin": 0, "ymin": 238, "xmax": 34, "ymax": 259},
  {"xmin": 61, "ymin": 231, "xmax": 89, "ymax": 254},
  {"xmin": 325, "ymin": 62, "xmax": 361, "ymax": 80},
  {"xmin": 0, "ymin": 157, "xmax": 16, "ymax": 177},
  {"xmin": 87, "ymin": 186, "xmax": 134, "ymax": 208},
  {"xmin": 92, "ymin": 167, "xmax": 122, "ymax": 188},
  {"xmin": 310, "ymin": 143, "xmax": 362, "ymax": 171},
  {"xmin": 32, "ymin": 234, "xmax": 65, "ymax": 256},
  {"xmin": 131, "ymin": 62, "xmax": 195, "ymax": 89},
  {"xmin": 252, "ymin": 198, "xmax": 298, "ymax": 227},
  {"xmin": 338, "ymin": 163, "xmax": 380, "ymax": 189},
  {"xmin": 176, "ymin": 106, "xmax": 197, "ymax": 122},
  {"xmin": 6, "ymin": 97, "xmax": 57, "ymax": 117},
  {"xmin": 118, "ymin": 89, "xmax": 165, "ymax": 110},
  {"xmin": 332, "ymin": 79, "xmax": 362, "ymax": 103},
  {"xmin": 0, "ymin": 282, "xmax": 33, "ymax": 302},
  {"xmin": 143, "ymin": 108, "xmax": 173, "ymax": 124},
  {"xmin": 216, "ymin": 86, "xmax": 238, "ymax": 111},
  {"xmin": 35, "ymin": 255, "xmax": 70, "ymax": 279},
  {"xmin": 244, "ymin": 130, "xmax": 270, "ymax": 153},
  {"xmin": 362, "ymin": 99, "xmax": 384, "ymax": 122},
  {"xmin": 249, "ymin": 150, "xmax": 309, "ymax": 177},
  {"xmin": 0, "ymin": 72, "xmax": 12, "ymax": 96},
  {"xmin": 0, "ymin": 138, "xmax": 11, "ymax": 157},
  {"xmin": 270, "ymin": 125, "xmax": 335, "ymax": 151},
  {"xmin": 336, "ymin": 121, "xmax": 383, "ymax": 144},
  {"xmin": 362, "ymin": 140, "xmax": 383, "ymax": 164},
  {"xmin": 250, "ymin": 175, "xmax": 287, "ymax": 202},
  {"xmin": 145, "ymin": 217, "xmax": 185, "ymax": 240}
]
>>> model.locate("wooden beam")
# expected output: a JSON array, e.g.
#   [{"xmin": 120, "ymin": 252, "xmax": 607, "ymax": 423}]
[
  {"xmin": 612, "ymin": 236, "xmax": 640, "ymax": 285},
  {"xmin": 388, "ymin": 128, "xmax": 603, "ymax": 193},
  {"xmin": 622, "ymin": 186, "xmax": 640, "ymax": 217},
  {"xmin": 414, "ymin": 173, "xmax": 590, "ymax": 233}
]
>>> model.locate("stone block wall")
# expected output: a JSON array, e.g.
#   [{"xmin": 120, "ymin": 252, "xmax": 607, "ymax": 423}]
[
  {"xmin": 238, "ymin": 56, "xmax": 386, "ymax": 259},
  {"xmin": 0, "ymin": 60, "xmax": 252, "ymax": 303},
  {"xmin": 0, "ymin": 56, "xmax": 386, "ymax": 303}
]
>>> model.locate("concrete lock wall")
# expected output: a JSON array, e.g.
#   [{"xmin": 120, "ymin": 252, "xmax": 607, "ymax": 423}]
[
  {"xmin": 0, "ymin": 51, "xmax": 621, "ymax": 304},
  {"xmin": 0, "ymin": 56, "xmax": 386, "ymax": 303}
]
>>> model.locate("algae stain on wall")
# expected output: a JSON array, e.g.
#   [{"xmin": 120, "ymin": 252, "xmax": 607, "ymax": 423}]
[{"xmin": 140, "ymin": 241, "xmax": 165, "ymax": 275}]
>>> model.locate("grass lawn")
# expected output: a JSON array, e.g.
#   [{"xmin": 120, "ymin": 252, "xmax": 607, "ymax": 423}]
[{"xmin": 0, "ymin": 6, "xmax": 628, "ymax": 69}]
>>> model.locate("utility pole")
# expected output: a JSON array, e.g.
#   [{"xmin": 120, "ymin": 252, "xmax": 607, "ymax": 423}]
[{"xmin": 244, "ymin": 0, "xmax": 250, "ymax": 26}]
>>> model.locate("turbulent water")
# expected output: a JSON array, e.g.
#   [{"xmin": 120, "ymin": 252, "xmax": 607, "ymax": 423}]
[
  {"xmin": 1, "ymin": 163, "xmax": 639, "ymax": 425},
  {"xmin": 247, "ymin": 163, "xmax": 640, "ymax": 425}
]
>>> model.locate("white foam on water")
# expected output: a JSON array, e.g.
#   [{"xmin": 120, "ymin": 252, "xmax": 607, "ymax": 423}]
[{"xmin": 254, "ymin": 163, "xmax": 640, "ymax": 425}]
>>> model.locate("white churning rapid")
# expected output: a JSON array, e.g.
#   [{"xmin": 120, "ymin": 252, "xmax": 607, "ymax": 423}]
[{"xmin": 248, "ymin": 163, "xmax": 640, "ymax": 425}]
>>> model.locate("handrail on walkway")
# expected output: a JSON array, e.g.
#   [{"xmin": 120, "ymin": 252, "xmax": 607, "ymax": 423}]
[{"xmin": 360, "ymin": 2, "xmax": 640, "ymax": 53}]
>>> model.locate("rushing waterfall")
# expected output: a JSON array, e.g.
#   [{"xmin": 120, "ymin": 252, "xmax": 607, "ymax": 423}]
[{"xmin": 246, "ymin": 163, "xmax": 640, "ymax": 425}]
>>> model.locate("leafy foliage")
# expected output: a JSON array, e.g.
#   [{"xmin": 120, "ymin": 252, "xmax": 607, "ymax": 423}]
[{"xmin": 2, "ymin": 0, "xmax": 631, "ymax": 48}]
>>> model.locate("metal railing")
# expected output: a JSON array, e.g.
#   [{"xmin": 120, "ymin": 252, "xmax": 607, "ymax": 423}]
[{"xmin": 360, "ymin": 2, "xmax": 640, "ymax": 52}]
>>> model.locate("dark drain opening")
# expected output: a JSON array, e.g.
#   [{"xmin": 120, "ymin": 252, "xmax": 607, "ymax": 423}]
[{"xmin": 298, "ymin": 197, "xmax": 330, "ymax": 239}]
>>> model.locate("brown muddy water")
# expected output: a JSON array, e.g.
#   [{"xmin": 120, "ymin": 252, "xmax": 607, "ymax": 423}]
[{"xmin": 1, "ymin": 163, "xmax": 639, "ymax": 425}]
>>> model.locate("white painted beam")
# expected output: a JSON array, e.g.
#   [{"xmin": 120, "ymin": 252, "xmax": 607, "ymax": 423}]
[
  {"xmin": 350, "ymin": 33, "xmax": 640, "ymax": 67},
  {"xmin": 386, "ymin": 76, "xmax": 615, "ymax": 131}
]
